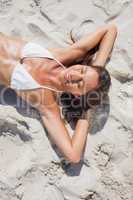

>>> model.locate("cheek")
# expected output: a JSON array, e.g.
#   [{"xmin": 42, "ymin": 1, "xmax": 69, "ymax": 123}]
[
  {"xmin": 64, "ymin": 84, "xmax": 79, "ymax": 94},
  {"xmin": 84, "ymin": 81, "xmax": 96, "ymax": 93},
  {"xmin": 85, "ymin": 73, "xmax": 99, "ymax": 90},
  {"xmin": 90, "ymin": 81, "xmax": 98, "ymax": 91}
]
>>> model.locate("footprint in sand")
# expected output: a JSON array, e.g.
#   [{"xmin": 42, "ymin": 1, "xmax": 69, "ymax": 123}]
[{"xmin": 0, "ymin": 0, "xmax": 14, "ymax": 16}]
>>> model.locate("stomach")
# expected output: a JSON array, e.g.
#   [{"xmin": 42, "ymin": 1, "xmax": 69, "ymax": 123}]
[
  {"xmin": 0, "ymin": 33, "xmax": 27, "ymax": 86},
  {"xmin": 0, "ymin": 33, "xmax": 26, "ymax": 61}
]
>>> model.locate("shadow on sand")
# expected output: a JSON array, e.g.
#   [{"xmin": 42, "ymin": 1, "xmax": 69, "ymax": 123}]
[{"xmin": 0, "ymin": 85, "xmax": 41, "ymax": 120}]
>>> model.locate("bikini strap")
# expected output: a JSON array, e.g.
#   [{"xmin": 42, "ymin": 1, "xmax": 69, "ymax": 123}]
[
  {"xmin": 40, "ymin": 56, "xmax": 66, "ymax": 92},
  {"xmin": 20, "ymin": 42, "xmax": 66, "ymax": 92},
  {"xmin": 53, "ymin": 57, "xmax": 66, "ymax": 69},
  {"xmin": 40, "ymin": 85, "xmax": 63, "ymax": 93}
]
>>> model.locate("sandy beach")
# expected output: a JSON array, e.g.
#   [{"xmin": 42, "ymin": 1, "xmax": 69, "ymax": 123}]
[{"xmin": 0, "ymin": 0, "xmax": 133, "ymax": 199}]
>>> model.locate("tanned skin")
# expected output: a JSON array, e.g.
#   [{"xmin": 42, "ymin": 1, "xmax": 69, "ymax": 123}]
[{"xmin": 0, "ymin": 24, "xmax": 117, "ymax": 163}]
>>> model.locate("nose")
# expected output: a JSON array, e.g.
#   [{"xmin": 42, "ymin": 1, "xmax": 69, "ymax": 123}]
[{"xmin": 69, "ymin": 70, "xmax": 83, "ymax": 82}]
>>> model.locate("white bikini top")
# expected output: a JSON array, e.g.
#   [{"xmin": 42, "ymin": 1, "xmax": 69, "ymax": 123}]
[{"xmin": 10, "ymin": 42, "xmax": 66, "ymax": 92}]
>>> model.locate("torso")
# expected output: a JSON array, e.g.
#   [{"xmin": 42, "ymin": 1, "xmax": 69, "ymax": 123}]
[
  {"xmin": 0, "ymin": 33, "xmax": 26, "ymax": 86},
  {"xmin": 0, "ymin": 33, "xmax": 63, "ymax": 109},
  {"xmin": 0, "ymin": 33, "xmax": 92, "ymax": 110},
  {"xmin": 0, "ymin": 33, "xmax": 61, "ymax": 88}
]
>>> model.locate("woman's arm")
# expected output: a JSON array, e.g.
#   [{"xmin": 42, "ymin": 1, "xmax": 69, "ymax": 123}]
[
  {"xmin": 49, "ymin": 24, "xmax": 117, "ymax": 67},
  {"xmin": 16, "ymin": 89, "xmax": 91, "ymax": 164},
  {"xmin": 91, "ymin": 24, "xmax": 118, "ymax": 67},
  {"xmin": 39, "ymin": 104, "xmax": 90, "ymax": 164},
  {"xmin": 71, "ymin": 23, "xmax": 117, "ymax": 67}
]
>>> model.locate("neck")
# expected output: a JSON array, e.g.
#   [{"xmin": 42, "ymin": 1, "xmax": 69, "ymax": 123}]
[{"xmin": 44, "ymin": 65, "xmax": 64, "ymax": 92}]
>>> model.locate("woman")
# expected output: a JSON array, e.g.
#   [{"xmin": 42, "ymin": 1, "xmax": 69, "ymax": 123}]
[{"xmin": 0, "ymin": 23, "xmax": 117, "ymax": 163}]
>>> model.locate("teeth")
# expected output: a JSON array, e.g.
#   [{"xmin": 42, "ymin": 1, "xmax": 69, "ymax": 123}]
[{"xmin": 64, "ymin": 79, "xmax": 70, "ymax": 84}]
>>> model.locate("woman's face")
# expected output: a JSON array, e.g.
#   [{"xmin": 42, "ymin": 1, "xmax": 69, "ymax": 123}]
[{"xmin": 59, "ymin": 65, "xmax": 99, "ymax": 96}]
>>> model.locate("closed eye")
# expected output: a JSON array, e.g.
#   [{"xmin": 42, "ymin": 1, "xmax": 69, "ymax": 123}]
[
  {"xmin": 71, "ymin": 66, "xmax": 87, "ymax": 90},
  {"xmin": 77, "ymin": 66, "xmax": 87, "ymax": 89},
  {"xmin": 77, "ymin": 80, "xmax": 84, "ymax": 89}
]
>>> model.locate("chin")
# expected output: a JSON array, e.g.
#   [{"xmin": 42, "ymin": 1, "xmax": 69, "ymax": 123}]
[{"xmin": 71, "ymin": 92, "xmax": 81, "ymax": 97}]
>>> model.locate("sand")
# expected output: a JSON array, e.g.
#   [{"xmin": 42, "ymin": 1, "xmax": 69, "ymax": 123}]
[{"xmin": 0, "ymin": 0, "xmax": 133, "ymax": 199}]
